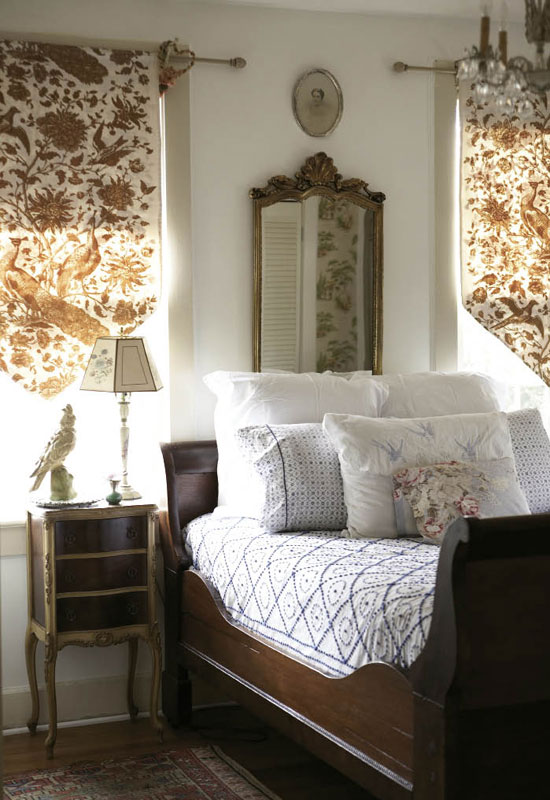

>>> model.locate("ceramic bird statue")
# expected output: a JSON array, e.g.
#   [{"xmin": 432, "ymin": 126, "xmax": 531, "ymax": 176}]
[
  {"xmin": 520, "ymin": 181, "xmax": 550, "ymax": 245},
  {"xmin": 0, "ymin": 106, "xmax": 30, "ymax": 153},
  {"xmin": 57, "ymin": 217, "xmax": 101, "ymax": 297},
  {"xmin": 30, "ymin": 405, "xmax": 77, "ymax": 500}
]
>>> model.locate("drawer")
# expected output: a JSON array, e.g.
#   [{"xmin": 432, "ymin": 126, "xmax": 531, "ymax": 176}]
[
  {"xmin": 55, "ymin": 516, "xmax": 147, "ymax": 555},
  {"xmin": 57, "ymin": 591, "xmax": 148, "ymax": 632},
  {"xmin": 56, "ymin": 554, "xmax": 147, "ymax": 594}
]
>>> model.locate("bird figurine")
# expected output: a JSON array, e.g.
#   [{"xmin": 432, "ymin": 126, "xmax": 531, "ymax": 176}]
[
  {"xmin": 30, "ymin": 405, "xmax": 77, "ymax": 500},
  {"xmin": 57, "ymin": 216, "xmax": 101, "ymax": 297},
  {"xmin": 520, "ymin": 181, "xmax": 550, "ymax": 245},
  {"xmin": 0, "ymin": 106, "xmax": 30, "ymax": 153}
]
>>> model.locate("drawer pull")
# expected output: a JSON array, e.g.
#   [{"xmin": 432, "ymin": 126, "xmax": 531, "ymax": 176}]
[
  {"xmin": 64, "ymin": 534, "xmax": 76, "ymax": 546},
  {"xmin": 65, "ymin": 608, "xmax": 77, "ymax": 623},
  {"xmin": 64, "ymin": 572, "xmax": 76, "ymax": 585},
  {"xmin": 126, "ymin": 602, "xmax": 138, "ymax": 616},
  {"xmin": 127, "ymin": 566, "xmax": 138, "ymax": 580},
  {"xmin": 126, "ymin": 526, "xmax": 137, "ymax": 540}
]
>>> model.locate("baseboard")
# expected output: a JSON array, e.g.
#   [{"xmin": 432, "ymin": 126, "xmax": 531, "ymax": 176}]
[{"xmin": 2, "ymin": 672, "xmax": 154, "ymax": 731}]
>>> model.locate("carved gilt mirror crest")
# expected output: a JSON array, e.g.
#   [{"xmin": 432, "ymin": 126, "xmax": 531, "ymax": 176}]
[{"xmin": 250, "ymin": 152, "xmax": 385, "ymax": 374}]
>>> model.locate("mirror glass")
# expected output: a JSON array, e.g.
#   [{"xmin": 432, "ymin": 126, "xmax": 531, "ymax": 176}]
[{"xmin": 251, "ymin": 153, "xmax": 384, "ymax": 374}]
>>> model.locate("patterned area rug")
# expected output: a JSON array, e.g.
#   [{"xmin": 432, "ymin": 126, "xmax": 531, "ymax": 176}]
[{"xmin": 3, "ymin": 745, "xmax": 281, "ymax": 799}]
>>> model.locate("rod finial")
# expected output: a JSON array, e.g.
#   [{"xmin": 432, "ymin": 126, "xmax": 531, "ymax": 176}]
[
  {"xmin": 230, "ymin": 57, "xmax": 247, "ymax": 69},
  {"xmin": 393, "ymin": 61, "xmax": 408, "ymax": 73}
]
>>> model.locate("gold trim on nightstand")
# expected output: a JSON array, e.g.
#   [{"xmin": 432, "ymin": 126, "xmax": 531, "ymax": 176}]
[{"xmin": 25, "ymin": 503, "xmax": 163, "ymax": 757}]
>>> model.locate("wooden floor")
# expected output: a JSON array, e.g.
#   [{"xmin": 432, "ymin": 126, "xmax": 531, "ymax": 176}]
[{"xmin": 3, "ymin": 705, "xmax": 375, "ymax": 799}]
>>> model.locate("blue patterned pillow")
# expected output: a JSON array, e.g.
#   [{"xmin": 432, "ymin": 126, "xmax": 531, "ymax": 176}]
[
  {"xmin": 507, "ymin": 408, "xmax": 550, "ymax": 513},
  {"xmin": 235, "ymin": 423, "xmax": 346, "ymax": 532}
]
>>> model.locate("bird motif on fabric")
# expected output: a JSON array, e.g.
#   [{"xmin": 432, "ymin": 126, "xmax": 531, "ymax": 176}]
[
  {"xmin": 454, "ymin": 434, "xmax": 483, "ymax": 461},
  {"xmin": 57, "ymin": 217, "xmax": 101, "ymax": 297},
  {"xmin": 92, "ymin": 122, "xmax": 132, "ymax": 166},
  {"xmin": 491, "ymin": 298, "xmax": 544, "ymax": 337},
  {"xmin": 0, "ymin": 237, "xmax": 42, "ymax": 316},
  {"xmin": 520, "ymin": 181, "xmax": 550, "ymax": 245},
  {"xmin": 30, "ymin": 405, "xmax": 77, "ymax": 492},
  {"xmin": 372, "ymin": 439, "xmax": 405, "ymax": 463},
  {"xmin": 0, "ymin": 106, "xmax": 30, "ymax": 153}
]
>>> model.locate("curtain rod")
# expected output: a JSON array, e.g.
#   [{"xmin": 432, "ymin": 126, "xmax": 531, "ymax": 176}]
[
  {"xmin": 393, "ymin": 61, "xmax": 456, "ymax": 75},
  {"xmin": 172, "ymin": 53, "xmax": 246, "ymax": 69}
]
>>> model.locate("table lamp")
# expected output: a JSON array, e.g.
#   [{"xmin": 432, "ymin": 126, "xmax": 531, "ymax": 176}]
[{"xmin": 81, "ymin": 335, "xmax": 163, "ymax": 500}]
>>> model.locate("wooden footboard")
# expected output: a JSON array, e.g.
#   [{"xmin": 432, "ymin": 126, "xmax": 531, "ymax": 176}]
[
  {"xmin": 182, "ymin": 567, "xmax": 413, "ymax": 800},
  {"xmin": 410, "ymin": 514, "xmax": 550, "ymax": 799},
  {"xmin": 160, "ymin": 440, "xmax": 550, "ymax": 800}
]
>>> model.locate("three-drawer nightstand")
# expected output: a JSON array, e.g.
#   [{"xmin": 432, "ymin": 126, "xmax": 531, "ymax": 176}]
[{"xmin": 25, "ymin": 502, "xmax": 163, "ymax": 757}]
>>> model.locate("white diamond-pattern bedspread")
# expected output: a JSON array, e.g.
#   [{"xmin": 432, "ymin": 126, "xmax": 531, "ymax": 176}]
[{"xmin": 185, "ymin": 514, "xmax": 439, "ymax": 676}]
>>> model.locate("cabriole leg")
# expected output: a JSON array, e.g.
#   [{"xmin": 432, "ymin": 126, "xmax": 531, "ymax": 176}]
[
  {"xmin": 25, "ymin": 627, "xmax": 39, "ymax": 734},
  {"xmin": 149, "ymin": 624, "xmax": 163, "ymax": 741},
  {"xmin": 127, "ymin": 637, "xmax": 139, "ymax": 720},
  {"xmin": 44, "ymin": 636, "xmax": 57, "ymax": 759}
]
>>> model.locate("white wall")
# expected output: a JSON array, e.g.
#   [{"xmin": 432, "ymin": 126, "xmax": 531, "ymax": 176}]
[{"xmin": 1, "ymin": 0, "xmax": 526, "ymax": 725}]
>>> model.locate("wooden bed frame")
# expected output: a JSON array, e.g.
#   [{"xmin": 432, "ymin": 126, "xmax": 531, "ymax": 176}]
[{"xmin": 160, "ymin": 440, "xmax": 550, "ymax": 800}]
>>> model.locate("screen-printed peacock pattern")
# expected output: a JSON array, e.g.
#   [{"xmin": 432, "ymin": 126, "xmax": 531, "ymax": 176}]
[
  {"xmin": 461, "ymin": 89, "xmax": 550, "ymax": 385},
  {"xmin": 0, "ymin": 41, "xmax": 160, "ymax": 397},
  {"xmin": 316, "ymin": 197, "xmax": 358, "ymax": 372}
]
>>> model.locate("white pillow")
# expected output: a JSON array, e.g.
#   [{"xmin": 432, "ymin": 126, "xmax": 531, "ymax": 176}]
[
  {"xmin": 235, "ymin": 423, "xmax": 346, "ymax": 532},
  {"xmin": 353, "ymin": 371, "xmax": 501, "ymax": 418},
  {"xmin": 323, "ymin": 410, "xmax": 519, "ymax": 539},
  {"xmin": 203, "ymin": 371, "xmax": 388, "ymax": 512}
]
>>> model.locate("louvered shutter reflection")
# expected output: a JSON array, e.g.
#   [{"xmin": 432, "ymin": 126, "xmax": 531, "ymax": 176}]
[{"xmin": 261, "ymin": 202, "xmax": 302, "ymax": 371}]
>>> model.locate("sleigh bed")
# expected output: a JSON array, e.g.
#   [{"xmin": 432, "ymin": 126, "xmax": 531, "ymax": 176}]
[
  {"xmin": 160, "ymin": 438, "xmax": 549, "ymax": 800},
  {"xmin": 159, "ymin": 370, "xmax": 550, "ymax": 800}
]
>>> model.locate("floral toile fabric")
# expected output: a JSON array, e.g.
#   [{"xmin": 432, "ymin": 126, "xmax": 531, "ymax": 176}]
[
  {"xmin": 461, "ymin": 87, "xmax": 550, "ymax": 384},
  {"xmin": 0, "ymin": 41, "xmax": 160, "ymax": 397},
  {"xmin": 316, "ymin": 197, "xmax": 363, "ymax": 372}
]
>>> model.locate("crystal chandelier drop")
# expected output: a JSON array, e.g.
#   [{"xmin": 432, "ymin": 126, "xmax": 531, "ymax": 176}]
[{"xmin": 458, "ymin": 1, "xmax": 550, "ymax": 115}]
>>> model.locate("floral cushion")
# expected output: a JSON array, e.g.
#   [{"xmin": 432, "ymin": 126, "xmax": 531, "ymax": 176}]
[{"xmin": 392, "ymin": 459, "xmax": 530, "ymax": 545}]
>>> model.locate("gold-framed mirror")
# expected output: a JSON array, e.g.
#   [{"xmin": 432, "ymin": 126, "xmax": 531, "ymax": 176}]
[{"xmin": 250, "ymin": 152, "xmax": 385, "ymax": 374}]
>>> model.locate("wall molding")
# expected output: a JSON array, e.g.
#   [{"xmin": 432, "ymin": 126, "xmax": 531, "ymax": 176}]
[
  {"xmin": 0, "ymin": 522, "xmax": 26, "ymax": 557},
  {"xmin": 2, "ymin": 672, "xmax": 154, "ymax": 732}
]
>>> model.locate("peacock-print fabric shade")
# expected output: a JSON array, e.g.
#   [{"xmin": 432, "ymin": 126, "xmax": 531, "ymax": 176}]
[
  {"xmin": 0, "ymin": 40, "xmax": 160, "ymax": 398},
  {"xmin": 460, "ymin": 86, "xmax": 550, "ymax": 385}
]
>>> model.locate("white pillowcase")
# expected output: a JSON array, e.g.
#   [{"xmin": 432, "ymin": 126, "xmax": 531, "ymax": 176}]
[
  {"xmin": 365, "ymin": 371, "xmax": 501, "ymax": 418},
  {"xmin": 323, "ymin": 411, "xmax": 518, "ymax": 539},
  {"xmin": 203, "ymin": 371, "xmax": 388, "ymax": 512}
]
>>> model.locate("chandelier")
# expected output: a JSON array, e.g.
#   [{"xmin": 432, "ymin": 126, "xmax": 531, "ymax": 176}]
[{"xmin": 458, "ymin": 1, "xmax": 550, "ymax": 115}]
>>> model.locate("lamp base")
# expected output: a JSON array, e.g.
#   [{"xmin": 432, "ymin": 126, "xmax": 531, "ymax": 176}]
[{"xmin": 120, "ymin": 483, "xmax": 142, "ymax": 501}]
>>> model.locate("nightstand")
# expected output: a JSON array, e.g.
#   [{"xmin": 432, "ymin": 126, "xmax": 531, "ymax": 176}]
[{"xmin": 25, "ymin": 502, "xmax": 163, "ymax": 757}]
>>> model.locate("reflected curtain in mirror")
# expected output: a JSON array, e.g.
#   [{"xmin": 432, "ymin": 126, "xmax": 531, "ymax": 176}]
[
  {"xmin": 251, "ymin": 153, "xmax": 384, "ymax": 374},
  {"xmin": 460, "ymin": 86, "xmax": 550, "ymax": 384}
]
